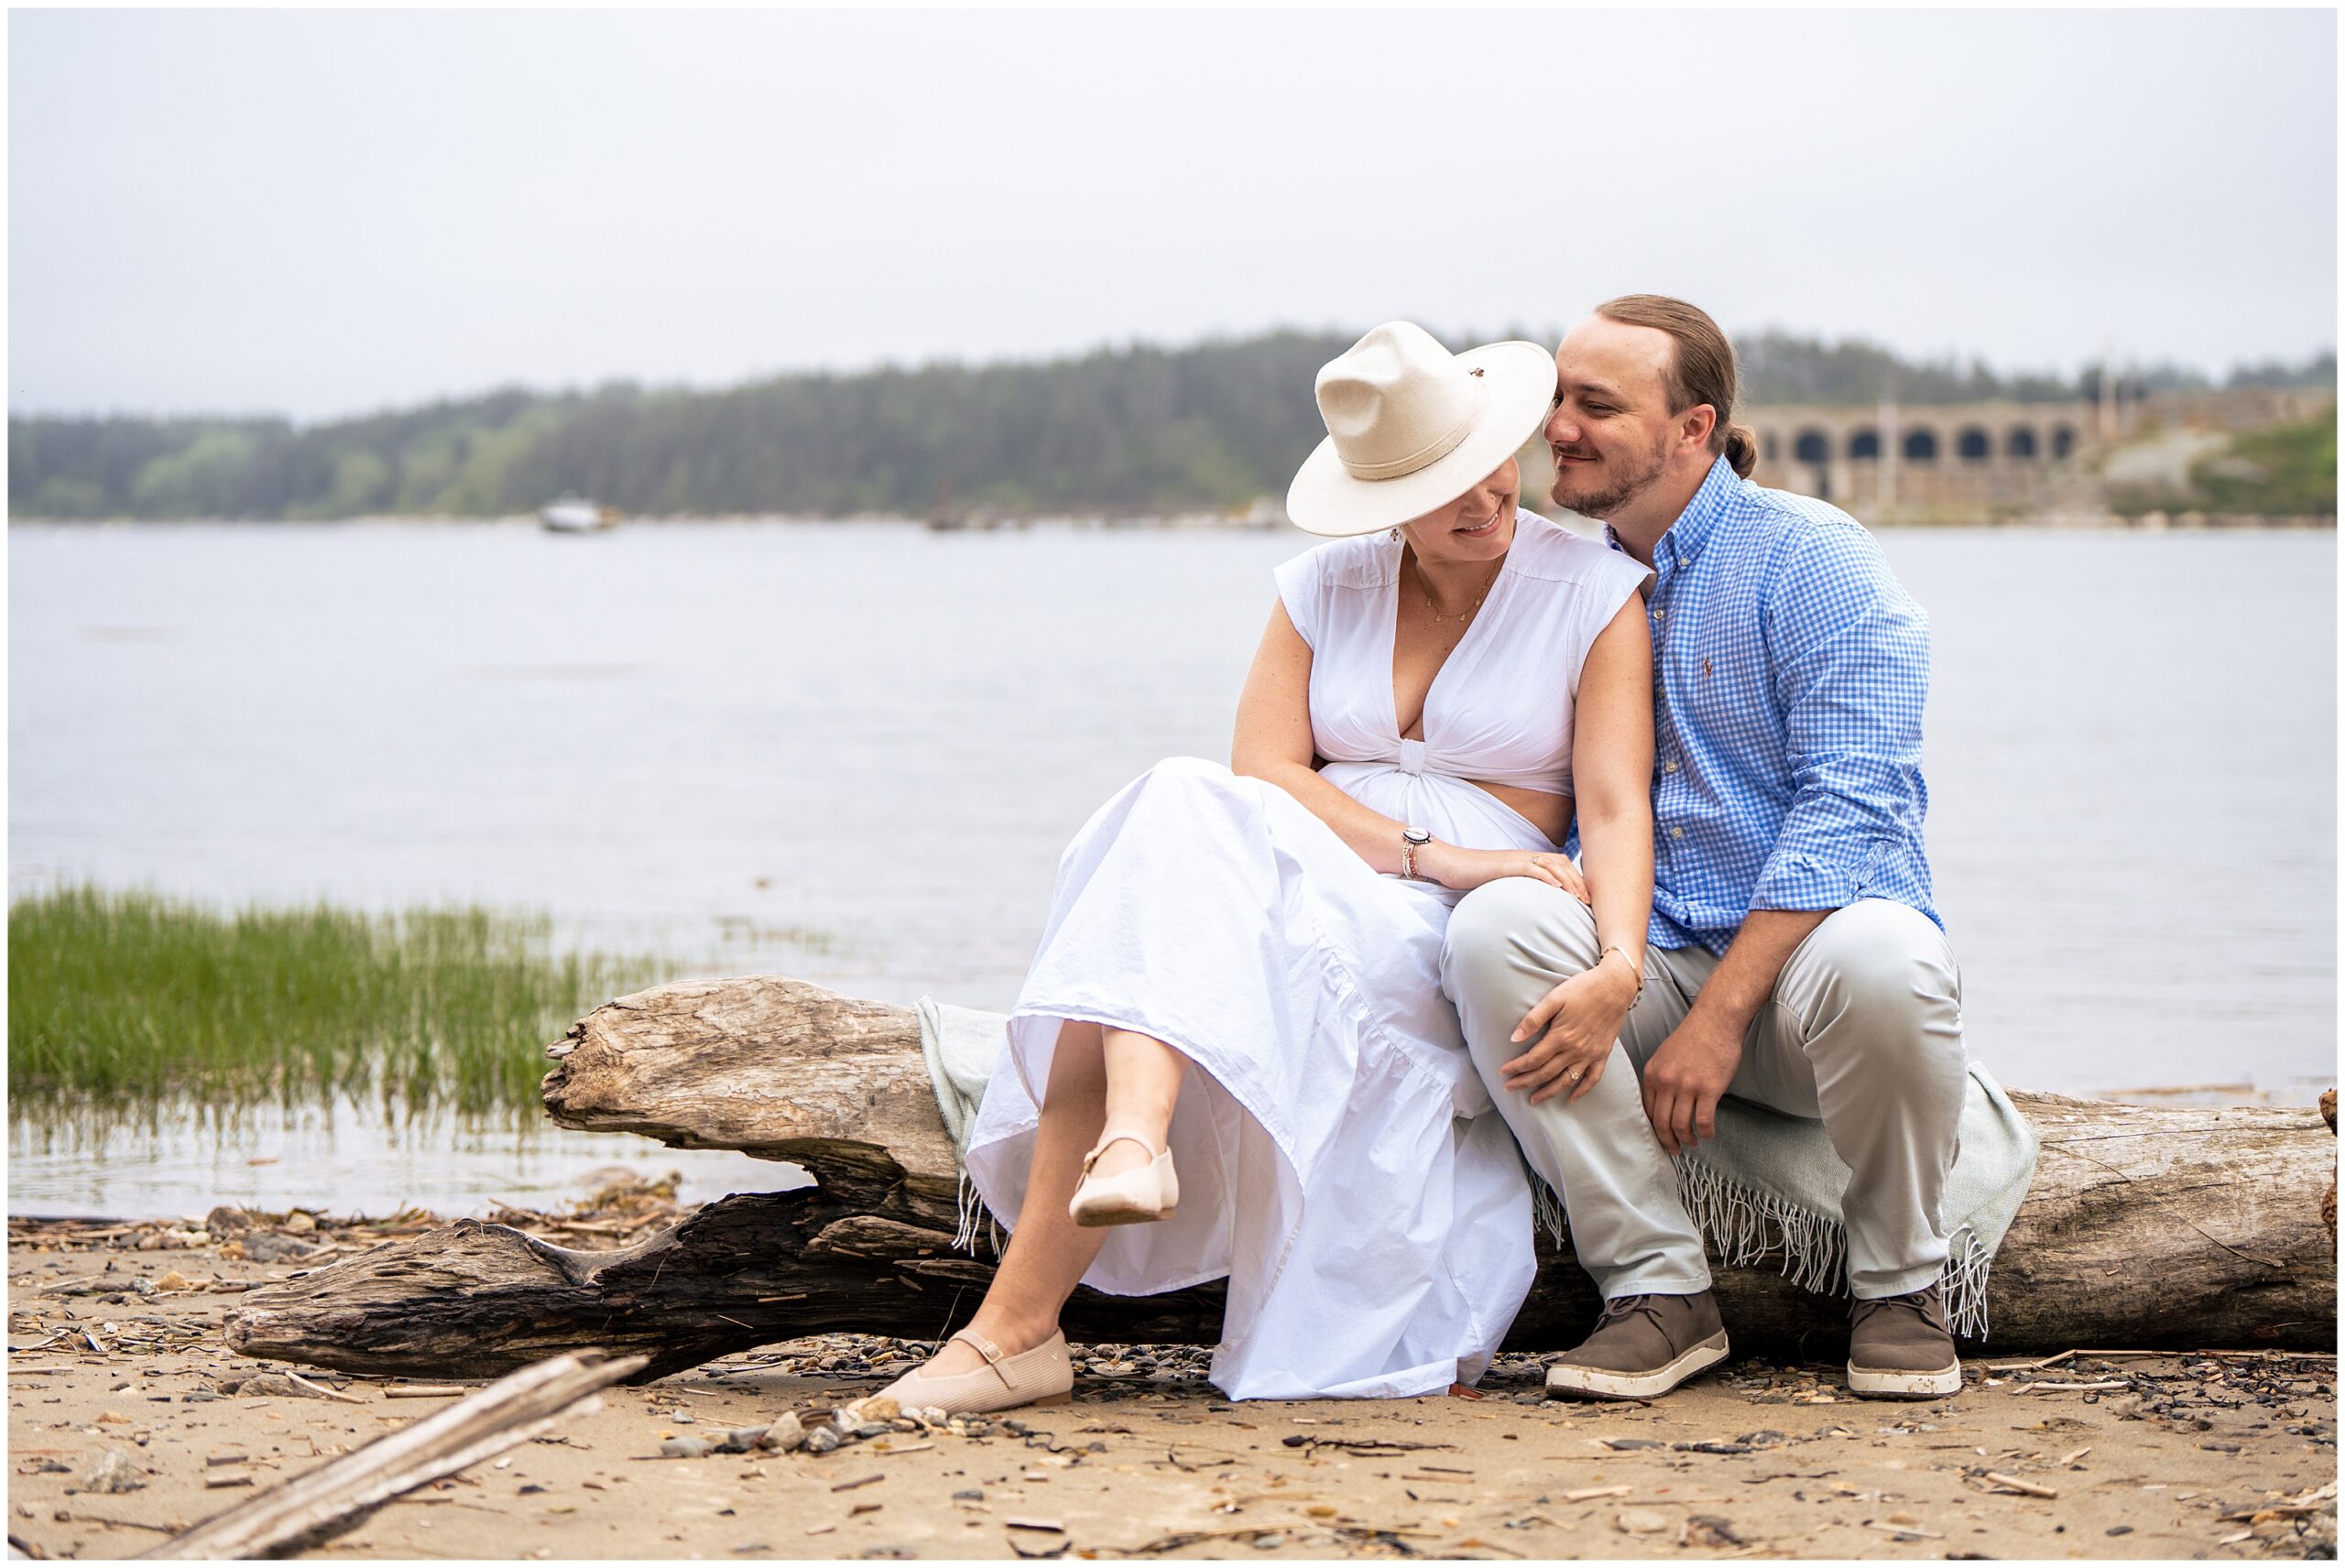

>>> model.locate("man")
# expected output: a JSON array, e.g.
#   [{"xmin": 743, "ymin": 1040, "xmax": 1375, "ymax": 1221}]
[{"xmin": 1440, "ymin": 294, "xmax": 1967, "ymax": 1401}]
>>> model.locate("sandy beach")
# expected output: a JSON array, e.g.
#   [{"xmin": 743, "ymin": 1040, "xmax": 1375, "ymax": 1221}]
[{"xmin": 6, "ymin": 1210, "xmax": 2336, "ymax": 1563}]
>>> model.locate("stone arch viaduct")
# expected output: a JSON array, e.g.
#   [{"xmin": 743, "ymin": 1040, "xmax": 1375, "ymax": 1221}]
[
  {"xmin": 1736, "ymin": 388, "xmax": 2329, "ymax": 517},
  {"xmin": 1742, "ymin": 402, "xmax": 2087, "ymax": 514}
]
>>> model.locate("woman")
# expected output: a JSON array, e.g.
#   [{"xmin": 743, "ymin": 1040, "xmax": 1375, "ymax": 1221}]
[{"xmin": 880, "ymin": 321, "xmax": 1656, "ymax": 1409}]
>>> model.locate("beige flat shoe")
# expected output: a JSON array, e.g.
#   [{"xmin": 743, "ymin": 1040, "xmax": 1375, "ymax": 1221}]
[
  {"xmin": 1069, "ymin": 1126, "xmax": 1179, "ymax": 1227},
  {"xmin": 875, "ymin": 1327, "xmax": 1073, "ymax": 1417}
]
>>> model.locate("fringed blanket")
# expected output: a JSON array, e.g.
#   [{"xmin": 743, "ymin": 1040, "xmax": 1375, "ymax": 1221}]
[
  {"xmin": 1528, "ymin": 1061, "xmax": 2038, "ymax": 1340},
  {"xmin": 920, "ymin": 998, "xmax": 2039, "ymax": 1340}
]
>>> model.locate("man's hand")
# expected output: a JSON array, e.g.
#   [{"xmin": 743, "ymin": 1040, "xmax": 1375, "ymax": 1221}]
[
  {"xmin": 1639, "ymin": 909, "xmax": 1824, "ymax": 1153},
  {"xmin": 1640, "ymin": 1007, "xmax": 1744, "ymax": 1156}
]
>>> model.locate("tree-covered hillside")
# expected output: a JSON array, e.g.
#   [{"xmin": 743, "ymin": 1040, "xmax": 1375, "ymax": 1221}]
[{"xmin": 11, "ymin": 332, "xmax": 2332, "ymax": 520}]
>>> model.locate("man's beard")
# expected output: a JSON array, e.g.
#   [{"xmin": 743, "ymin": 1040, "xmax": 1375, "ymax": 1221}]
[{"xmin": 1553, "ymin": 439, "xmax": 1669, "ymax": 521}]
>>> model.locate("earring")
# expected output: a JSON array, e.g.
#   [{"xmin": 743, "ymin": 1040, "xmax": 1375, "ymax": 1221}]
[{"xmin": 1388, "ymin": 527, "xmax": 1402, "ymax": 542}]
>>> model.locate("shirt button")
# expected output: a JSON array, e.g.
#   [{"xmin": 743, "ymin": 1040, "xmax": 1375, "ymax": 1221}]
[
  {"xmin": 1670, "ymin": 826, "xmax": 1685, "ymax": 840},
  {"xmin": 1664, "ymin": 759, "xmax": 1680, "ymax": 774}
]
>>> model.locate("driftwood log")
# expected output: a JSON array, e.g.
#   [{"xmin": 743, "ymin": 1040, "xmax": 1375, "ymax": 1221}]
[{"xmin": 226, "ymin": 978, "xmax": 2337, "ymax": 1381}]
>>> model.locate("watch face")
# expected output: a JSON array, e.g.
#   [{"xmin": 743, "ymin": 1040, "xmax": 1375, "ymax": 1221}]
[{"xmin": 1403, "ymin": 828, "xmax": 1432, "ymax": 845}]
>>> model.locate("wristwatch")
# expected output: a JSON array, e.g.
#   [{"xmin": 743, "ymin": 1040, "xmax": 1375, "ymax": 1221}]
[{"xmin": 1401, "ymin": 825, "xmax": 1433, "ymax": 881}]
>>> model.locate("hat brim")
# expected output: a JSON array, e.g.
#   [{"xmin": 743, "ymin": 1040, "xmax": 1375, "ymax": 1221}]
[{"xmin": 1284, "ymin": 340, "xmax": 1557, "ymax": 538}]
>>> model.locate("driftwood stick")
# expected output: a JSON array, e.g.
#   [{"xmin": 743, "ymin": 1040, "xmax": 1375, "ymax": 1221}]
[
  {"xmin": 224, "ymin": 978, "xmax": 2337, "ymax": 1379},
  {"xmin": 141, "ymin": 1351, "xmax": 645, "ymax": 1560}
]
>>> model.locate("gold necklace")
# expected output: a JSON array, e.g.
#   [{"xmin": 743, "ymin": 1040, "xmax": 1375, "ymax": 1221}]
[{"xmin": 1410, "ymin": 557, "xmax": 1500, "ymax": 625}]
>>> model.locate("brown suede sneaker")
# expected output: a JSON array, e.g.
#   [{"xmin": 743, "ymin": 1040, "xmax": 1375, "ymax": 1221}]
[
  {"xmin": 1544, "ymin": 1290, "xmax": 1730, "ymax": 1400},
  {"xmin": 1846, "ymin": 1286, "xmax": 1962, "ymax": 1399}
]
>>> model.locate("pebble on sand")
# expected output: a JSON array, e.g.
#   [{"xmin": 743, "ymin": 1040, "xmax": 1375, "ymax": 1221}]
[{"xmin": 79, "ymin": 1447, "xmax": 147, "ymax": 1495}]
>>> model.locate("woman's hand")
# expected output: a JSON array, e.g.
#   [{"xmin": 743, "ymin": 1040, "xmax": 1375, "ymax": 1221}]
[
  {"xmin": 1498, "ymin": 958, "xmax": 1640, "ymax": 1104},
  {"xmin": 1416, "ymin": 843, "xmax": 1589, "ymax": 902}
]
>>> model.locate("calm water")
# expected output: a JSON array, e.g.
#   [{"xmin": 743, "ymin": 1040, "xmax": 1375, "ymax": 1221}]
[{"xmin": 9, "ymin": 520, "xmax": 2337, "ymax": 1214}]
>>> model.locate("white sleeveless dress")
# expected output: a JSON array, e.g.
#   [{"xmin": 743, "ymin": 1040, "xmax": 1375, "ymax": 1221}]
[{"xmin": 963, "ymin": 510, "xmax": 1650, "ymax": 1400}]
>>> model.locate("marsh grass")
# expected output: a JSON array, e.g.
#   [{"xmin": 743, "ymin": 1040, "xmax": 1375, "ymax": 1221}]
[{"xmin": 9, "ymin": 886, "xmax": 664, "ymax": 1116}]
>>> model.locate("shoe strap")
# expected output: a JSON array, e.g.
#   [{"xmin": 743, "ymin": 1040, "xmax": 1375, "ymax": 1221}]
[
  {"xmin": 947, "ymin": 1329, "xmax": 1023, "ymax": 1393},
  {"xmin": 1080, "ymin": 1127, "xmax": 1162, "ymax": 1176}
]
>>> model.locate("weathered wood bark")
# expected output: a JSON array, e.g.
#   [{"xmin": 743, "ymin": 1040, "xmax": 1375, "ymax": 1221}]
[
  {"xmin": 226, "ymin": 977, "xmax": 2336, "ymax": 1380},
  {"xmin": 143, "ymin": 1352, "xmax": 644, "ymax": 1559},
  {"xmin": 539, "ymin": 977, "xmax": 953, "ymax": 1205}
]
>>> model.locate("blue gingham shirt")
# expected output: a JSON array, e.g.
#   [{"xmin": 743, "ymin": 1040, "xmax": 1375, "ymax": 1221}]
[{"xmin": 1600, "ymin": 456, "xmax": 1940, "ymax": 955}]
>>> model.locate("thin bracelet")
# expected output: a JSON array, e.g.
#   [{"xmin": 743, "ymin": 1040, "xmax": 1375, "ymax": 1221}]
[
  {"xmin": 1598, "ymin": 944, "xmax": 1645, "ymax": 1003},
  {"xmin": 1401, "ymin": 841, "xmax": 1415, "ymax": 880}
]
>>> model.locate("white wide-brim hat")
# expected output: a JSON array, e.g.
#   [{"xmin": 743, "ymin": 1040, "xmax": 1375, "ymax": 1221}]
[{"xmin": 1285, "ymin": 321, "xmax": 1556, "ymax": 538}]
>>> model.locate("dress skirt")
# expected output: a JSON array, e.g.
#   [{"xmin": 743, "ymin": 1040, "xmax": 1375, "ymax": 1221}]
[{"xmin": 961, "ymin": 757, "xmax": 1540, "ymax": 1401}]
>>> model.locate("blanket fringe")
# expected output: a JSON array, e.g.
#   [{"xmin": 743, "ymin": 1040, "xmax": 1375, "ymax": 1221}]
[
  {"xmin": 1530, "ymin": 1162, "xmax": 1995, "ymax": 1341},
  {"xmin": 1532, "ymin": 1171, "xmax": 1569, "ymax": 1252},
  {"xmin": 1674, "ymin": 1156, "xmax": 1848, "ymax": 1299},
  {"xmin": 1937, "ymin": 1225, "xmax": 1992, "ymax": 1342},
  {"xmin": 952, "ymin": 1171, "xmax": 987, "ymax": 1256},
  {"xmin": 1674, "ymin": 1158, "xmax": 1994, "ymax": 1341}
]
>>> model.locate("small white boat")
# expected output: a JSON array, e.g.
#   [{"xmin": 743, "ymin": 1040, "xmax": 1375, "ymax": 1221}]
[{"xmin": 540, "ymin": 494, "xmax": 619, "ymax": 533}]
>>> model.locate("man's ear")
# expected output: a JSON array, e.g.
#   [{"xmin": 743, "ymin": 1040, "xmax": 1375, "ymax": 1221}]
[{"xmin": 1680, "ymin": 403, "xmax": 1718, "ymax": 456}]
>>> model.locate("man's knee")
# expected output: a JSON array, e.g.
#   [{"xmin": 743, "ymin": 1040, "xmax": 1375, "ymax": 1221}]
[
  {"xmin": 1440, "ymin": 877, "xmax": 1599, "ymax": 1000},
  {"xmin": 1802, "ymin": 900, "xmax": 1964, "ymax": 1066}
]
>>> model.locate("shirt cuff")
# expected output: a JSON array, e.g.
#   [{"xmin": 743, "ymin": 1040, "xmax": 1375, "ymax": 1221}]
[{"xmin": 1749, "ymin": 847, "xmax": 1870, "ymax": 912}]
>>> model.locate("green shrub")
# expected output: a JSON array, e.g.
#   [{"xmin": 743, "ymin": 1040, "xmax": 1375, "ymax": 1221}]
[{"xmin": 2190, "ymin": 409, "xmax": 2338, "ymax": 515}]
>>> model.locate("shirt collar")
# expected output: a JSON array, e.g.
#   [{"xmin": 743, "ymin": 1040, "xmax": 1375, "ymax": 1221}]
[{"xmin": 1604, "ymin": 454, "xmax": 1740, "ymax": 573}]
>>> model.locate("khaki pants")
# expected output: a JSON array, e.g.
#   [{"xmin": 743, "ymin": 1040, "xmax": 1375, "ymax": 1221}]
[{"xmin": 1440, "ymin": 881, "xmax": 1967, "ymax": 1302}]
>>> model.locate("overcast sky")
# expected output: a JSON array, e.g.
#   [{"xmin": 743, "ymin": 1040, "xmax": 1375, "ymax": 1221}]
[{"xmin": 10, "ymin": 7, "xmax": 2337, "ymax": 422}]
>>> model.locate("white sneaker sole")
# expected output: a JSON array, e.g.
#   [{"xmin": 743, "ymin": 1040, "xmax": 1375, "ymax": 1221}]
[
  {"xmin": 1545, "ymin": 1330, "xmax": 1730, "ymax": 1400},
  {"xmin": 1847, "ymin": 1359, "xmax": 1963, "ymax": 1399}
]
